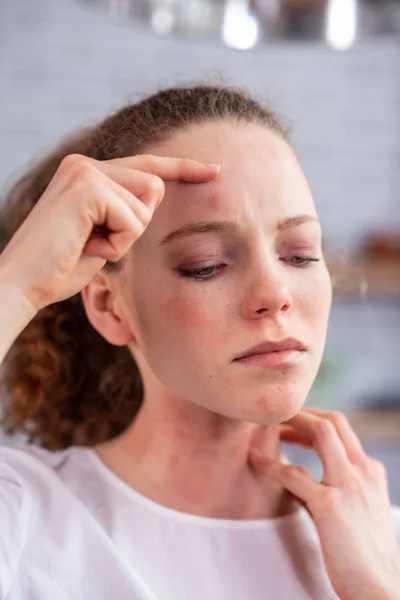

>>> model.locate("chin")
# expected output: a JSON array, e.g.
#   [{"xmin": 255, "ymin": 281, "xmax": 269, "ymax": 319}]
[{"xmin": 240, "ymin": 383, "xmax": 309, "ymax": 425}]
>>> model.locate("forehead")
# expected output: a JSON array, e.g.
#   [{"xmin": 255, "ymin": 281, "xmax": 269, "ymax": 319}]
[
  {"xmin": 141, "ymin": 121, "xmax": 316, "ymax": 241},
  {"xmin": 154, "ymin": 121, "xmax": 288, "ymax": 168}
]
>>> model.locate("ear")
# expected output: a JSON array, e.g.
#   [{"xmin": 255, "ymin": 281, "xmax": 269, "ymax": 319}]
[{"xmin": 81, "ymin": 271, "xmax": 135, "ymax": 347}]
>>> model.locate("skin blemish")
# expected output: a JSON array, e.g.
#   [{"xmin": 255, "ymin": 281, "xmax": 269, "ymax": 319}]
[
  {"xmin": 256, "ymin": 397, "xmax": 268, "ymax": 409},
  {"xmin": 171, "ymin": 427, "xmax": 189, "ymax": 442},
  {"xmin": 210, "ymin": 421, "xmax": 224, "ymax": 442},
  {"xmin": 207, "ymin": 192, "xmax": 220, "ymax": 210},
  {"xmin": 228, "ymin": 443, "xmax": 243, "ymax": 458}
]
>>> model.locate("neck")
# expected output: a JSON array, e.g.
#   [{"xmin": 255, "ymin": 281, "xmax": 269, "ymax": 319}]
[{"xmin": 94, "ymin": 395, "xmax": 298, "ymax": 520}]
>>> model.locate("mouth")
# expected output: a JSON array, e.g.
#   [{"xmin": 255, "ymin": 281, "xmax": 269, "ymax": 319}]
[{"xmin": 233, "ymin": 337, "xmax": 307, "ymax": 362}]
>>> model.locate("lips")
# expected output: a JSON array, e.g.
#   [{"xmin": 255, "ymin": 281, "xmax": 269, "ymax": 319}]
[{"xmin": 234, "ymin": 337, "xmax": 306, "ymax": 361}]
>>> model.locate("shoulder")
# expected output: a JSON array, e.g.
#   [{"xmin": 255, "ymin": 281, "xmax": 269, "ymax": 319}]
[
  {"xmin": 0, "ymin": 446, "xmax": 46, "ymax": 596},
  {"xmin": 0, "ymin": 443, "xmax": 91, "ymax": 490},
  {"xmin": 0, "ymin": 444, "xmax": 89, "ymax": 596},
  {"xmin": 1, "ymin": 444, "xmax": 76, "ymax": 478},
  {"xmin": 0, "ymin": 445, "xmax": 43, "ymax": 507},
  {"xmin": 0, "ymin": 444, "xmax": 94, "ymax": 541},
  {"xmin": 0, "ymin": 444, "xmax": 96, "ymax": 512}
]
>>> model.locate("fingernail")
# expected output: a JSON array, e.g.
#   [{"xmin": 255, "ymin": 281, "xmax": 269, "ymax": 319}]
[{"xmin": 204, "ymin": 163, "xmax": 221, "ymax": 171}]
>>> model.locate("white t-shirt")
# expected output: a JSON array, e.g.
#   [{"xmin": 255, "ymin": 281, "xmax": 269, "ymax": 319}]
[{"xmin": 1, "ymin": 445, "xmax": 400, "ymax": 600}]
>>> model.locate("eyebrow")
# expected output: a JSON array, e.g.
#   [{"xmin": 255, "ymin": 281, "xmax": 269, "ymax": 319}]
[{"xmin": 159, "ymin": 214, "xmax": 320, "ymax": 246}]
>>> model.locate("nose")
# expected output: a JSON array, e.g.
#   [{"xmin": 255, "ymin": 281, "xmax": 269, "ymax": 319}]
[{"xmin": 241, "ymin": 263, "xmax": 293, "ymax": 320}]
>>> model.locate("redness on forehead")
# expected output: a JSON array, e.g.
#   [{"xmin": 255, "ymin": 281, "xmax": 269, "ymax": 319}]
[{"xmin": 207, "ymin": 192, "xmax": 220, "ymax": 210}]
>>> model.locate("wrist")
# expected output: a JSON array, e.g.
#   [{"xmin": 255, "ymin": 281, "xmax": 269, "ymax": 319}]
[
  {"xmin": 0, "ymin": 265, "xmax": 38, "ymax": 363},
  {"xmin": 0, "ymin": 276, "xmax": 37, "ymax": 321}
]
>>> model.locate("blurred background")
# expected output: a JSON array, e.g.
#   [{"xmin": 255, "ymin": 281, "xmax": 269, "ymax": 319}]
[{"xmin": 0, "ymin": 0, "xmax": 399, "ymax": 497}]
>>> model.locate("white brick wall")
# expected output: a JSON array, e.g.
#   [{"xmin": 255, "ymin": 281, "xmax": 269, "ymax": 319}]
[{"xmin": 0, "ymin": 0, "xmax": 399, "ymax": 422}]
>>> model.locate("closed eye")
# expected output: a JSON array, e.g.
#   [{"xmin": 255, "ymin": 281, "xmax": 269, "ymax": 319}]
[
  {"xmin": 282, "ymin": 256, "xmax": 321, "ymax": 267},
  {"xmin": 176, "ymin": 264, "xmax": 226, "ymax": 280},
  {"xmin": 175, "ymin": 256, "xmax": 321, "ymax": 282}
]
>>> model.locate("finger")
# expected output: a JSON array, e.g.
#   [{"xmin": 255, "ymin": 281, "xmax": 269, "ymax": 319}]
[
  {"xmin": 90, "ymin": 163, "xmax": 165, "ymax": 213},
  {"xmin": 249, "ymin": 450, "xmax": 321, "ymax": 505},
  {"xmin": 104, "ymin": 155, "xmax": 221, "ymax": 183},
  {"xmin": 283, "ymin": 411, "xmax": 350, "ymax": 484},
  {"xmin": 47, "ymin": 155, "xmax": 164, "ymax": 212},
  {"xmin": 89, "ymin": 174, "xmax": 154, "ymax": 234},
  {"xmin": 82, "ymin": 181, "xmax": 146, "ymax": 262},
  {"xmin": 279, "ymin": 425, "xmax": 313, "ymax": 448},
  {"xmin": 301, "ymin": 408, "xmax": 367, "ymax": 464}
]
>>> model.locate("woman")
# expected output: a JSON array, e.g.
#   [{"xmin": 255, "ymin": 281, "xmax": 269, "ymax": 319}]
[{"xmin": 0, "ymin": 85, "xmax": 399, "ymax": 600}]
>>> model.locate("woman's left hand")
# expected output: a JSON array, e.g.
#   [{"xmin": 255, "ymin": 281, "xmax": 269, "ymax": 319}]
[{"xmin": 249, "ymin": 408, "xmax": 400, "ymax": 600}]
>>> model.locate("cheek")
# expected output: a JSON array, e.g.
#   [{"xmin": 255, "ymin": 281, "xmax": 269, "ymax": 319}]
[
  {"xmin": 161, "ymin": 292, "xmax": 213, "ymax": 331},
  {"xmin": 133, "ymin": 278, "xmax": 224, "ymax": 352}
]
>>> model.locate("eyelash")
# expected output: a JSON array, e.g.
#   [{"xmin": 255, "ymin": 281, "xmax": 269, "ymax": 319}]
[{"xmin": 176, "ymin": 256, "xmax": 321, "ymax": 281}]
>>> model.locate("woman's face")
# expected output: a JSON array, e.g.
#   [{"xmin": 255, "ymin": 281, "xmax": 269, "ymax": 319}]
[{"xmin": 121, "ymin": 121, "xmax": 332, "ymax": 424}]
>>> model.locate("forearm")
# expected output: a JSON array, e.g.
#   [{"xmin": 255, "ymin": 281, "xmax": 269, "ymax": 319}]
[{"xmin": 0, "ymin": 266, "xmax": 37, "ymax": 366}]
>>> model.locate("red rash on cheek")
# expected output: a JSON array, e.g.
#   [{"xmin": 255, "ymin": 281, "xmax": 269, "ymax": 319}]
[{"xmin": 162, "ymin": 296, "xmax": 210, "ymax": 329}]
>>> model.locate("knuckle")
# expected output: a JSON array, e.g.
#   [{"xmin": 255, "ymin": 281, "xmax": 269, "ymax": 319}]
[
  {"xmin": 60, "ymin": 155, "xmax": 98, "ymax": 189},
  {"xmin": 367, "ymin": 457, "xmax": 387, "ymax": 480},
  {"xmin": 314, "ymin": 419, "xmax": 336, "ymax": 441},
  {"xmin": 69, "ymin": 169, "xmax": 102, "ymax": 210},
  {"xmin": 123, "ymin": 200, "xmax": 151, "ymax": 233},
  {"xmin": 148, "ymin": 174, "xmax": 165, "ymax": 196},
  {"xmin": 328, "ymin": 411, "xmax": 348, "ymax": 429},
  {"xmin": 139, "ymin": 154, "xmax": 156, "ymax": 173},
  {"xmin": 60, "ymin": 153, "xmax": 91, "ymax": 175},
  {"xmin": 180, "ymin": 158, "xmax": 194, "ymax": 171},
  {"xmin": 319, "ymin": 488, "xmax": 341, "ymax": 512},
  {"xmin": 74, "ymin": 167, "xmax": 99, "ymax": 191},
  {"xmin": 137, "ymin": 203, "xmax": 152, "ymax": 227}
]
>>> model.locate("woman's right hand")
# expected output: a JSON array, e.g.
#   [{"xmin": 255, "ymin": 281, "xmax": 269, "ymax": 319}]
[{"xmin": 0, "ymin": 154, "xmax": 220, "ymax": 313}]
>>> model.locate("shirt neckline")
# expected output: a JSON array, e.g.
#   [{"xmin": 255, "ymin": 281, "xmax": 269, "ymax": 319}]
[{"xmin": 82, "ymin": 446, "xmax": 308, "ymax": 530}]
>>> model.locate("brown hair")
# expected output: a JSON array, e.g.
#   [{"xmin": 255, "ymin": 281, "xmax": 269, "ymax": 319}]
[{"xmin": 0, "ymin": 84, "xmax": 289, "ymax": 450}]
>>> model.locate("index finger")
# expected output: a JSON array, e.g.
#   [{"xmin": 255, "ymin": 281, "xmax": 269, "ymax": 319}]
[
  {"xmin": 283, "ymin": 410, "xmax": 349, "ymax": 483},
  {"xmin": 105, "ymin": 154, "xmax": 221, "ymax": 183},
  {"xmin": 297, "ymin": 407, "xmax": 367, "ymax": 464}
]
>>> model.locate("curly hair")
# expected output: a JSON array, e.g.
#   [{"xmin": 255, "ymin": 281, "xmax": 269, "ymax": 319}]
[{"xmin": 0, "ymin": 84, "xmax": 289, "ymax": 450}]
